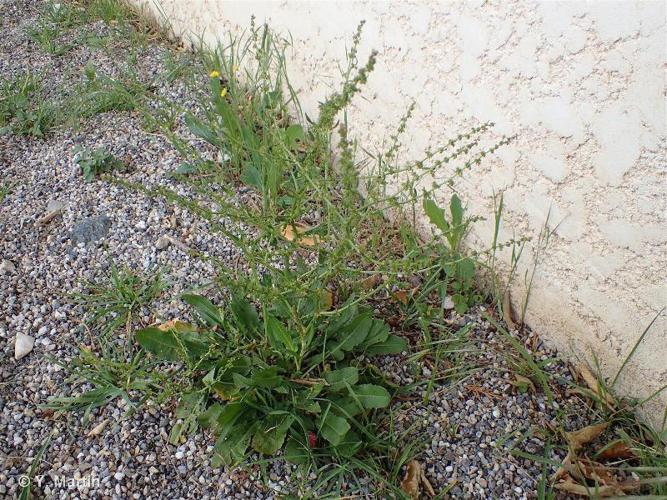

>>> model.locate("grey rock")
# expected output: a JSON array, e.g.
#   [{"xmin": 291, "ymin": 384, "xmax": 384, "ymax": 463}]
[{"xmin": 71, "ymin": 216, "xmax": 112, "ymax": 245}]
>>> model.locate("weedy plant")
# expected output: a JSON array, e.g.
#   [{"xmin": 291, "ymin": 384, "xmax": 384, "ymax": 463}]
[
  {"xmin": 73, "ymin": 145, "xmax": 126, "ymax": 181},
  {"xmin": 136, "ymin": 292, "xmax": 407, "ymax": 466},
  {"xmin": 55, "ymin": 15, "xmax": 520, "ymax": 494},
  {"xmin": 25, "ymin": 2, "xmax": 84, "ymax": 56},
  {"xmin": 0, "ymin": 73, "xmax": 61, "ymax": 137}
]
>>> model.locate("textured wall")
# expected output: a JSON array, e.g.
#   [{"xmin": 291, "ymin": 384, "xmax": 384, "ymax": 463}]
[{"xmin": 132, "ymin": 0, "xmax": 667, "ymax": 426}]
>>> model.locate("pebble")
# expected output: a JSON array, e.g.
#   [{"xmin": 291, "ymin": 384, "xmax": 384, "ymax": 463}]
[
  {"xmin": 155, "ymin": 236, "xmax": 171, "ymax": 250},
  {"xmin": 0, "ymin": 259, "xmax": 16, "ymax": 274},
  {"xmin": 14, "ymin": 333, "xmax": 35, "ymax": 360}
]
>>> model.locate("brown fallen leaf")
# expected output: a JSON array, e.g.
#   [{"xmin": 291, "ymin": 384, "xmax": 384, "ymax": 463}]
[
  {"xmin": 157, "ymin": 320, "xmax": 196, "ymax": 333},
  {"xmin": 359, "ymin": 274, "xmax": 382, "ymax": 290},
  {"xmin": 282, "ymin": 223, "xmax": 320, "ymax": 247},
  {"xmin": 577, "ymin": 364, "xmax": 615, "ymax": 408},
  {"xmin": 87, "ymin": 419, "xmax": 108, "ymax": 437},
  {"xmin": 554, "ymin": 450, "xmax": 573, "ymax": 481},
  {"xmin": 510, "ymin": 374, "xmax": 536, "ymax": 393},
  {"xmin": 400, "ymin": 460, "xmax": 420, "ymax": 499},
  {"xmin": 502, "ymin": 289, "xmax": 516, "ymax": 330},
  {"xmin": 596, "ymin": 440, "xmax": 636, "ymax": 460},
  {"xmin": 554, "ymin": 476, "xmax": 620, "ymax": 497},
  {"xmin": 576, "ymin": 459, "xmax": 618, "ymax": 486},
  {"xmin": 566, "ymin": 422, "xmax": 610, "ymax": 451},
  {"xmin": 400, "ymin": 460, "xmax": 436, "ymax": 499}
]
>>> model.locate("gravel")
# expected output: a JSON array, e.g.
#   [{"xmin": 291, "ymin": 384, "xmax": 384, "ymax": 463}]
[{"xmin": 0, "ymin": 1, "xmax": 595, "ymax": 498}]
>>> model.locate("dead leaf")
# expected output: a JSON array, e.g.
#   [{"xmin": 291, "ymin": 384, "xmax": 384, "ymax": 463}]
[
  {"xmin": 400, "ymin": 460, "xmax": 420, "ymax": 499},
  {"xmin": 577, "ymin": 364, "xmax": 615, "ymax": 408},
  {"xmin": 393, "ymin": 290, "xmax": 409, "ymax": 305},
  {"xmin": 576, "ymin": 459, "xmax": 618, "ymax": 486},
  {"xmin": 554, "ymin": 450, "xmax": 573, "ymax": 481},
  {"xmin": 87, "ymin": 419, "xmax": 108, "ymax": 437},
  {"xmin": 359, "ymin": 274, "xmax": 382, "ymax": 290},
  {"xmin": 554, "ymin": 476, "xmax": 620, "ymax": 497},
  {"xmin": 281, "ymin": 223, "xmax": 320, "ymax": 247},
  {"xmin": 157, "ymin": 320, "xmax": 196, "ymax": 333},
  {"xmin": 510, "ymin": 374, "xmax": 536, "ymax": 393},
  {"xmin": 502, "ymin": 290, "xmax": 516, "ymax": 330},
  {"xmin": 400, "ymin": 460, "xmax": 436, "ymax": 498},
  {"xmin": 596, "ymin": 440, "xmax": 636, "ymax": 460},
  {"xmin": 566, "ymin": 422, "xmax": 610, "ymax": 451}
]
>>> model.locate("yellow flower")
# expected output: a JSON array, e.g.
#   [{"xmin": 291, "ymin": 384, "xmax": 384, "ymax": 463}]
[
  {"xmin": 209, "ymin": 70, "xmax": 220, "ymax": 78},
  {"xmin": 220, "ymin": 87, "xmax": 228, "ymax": 98}
]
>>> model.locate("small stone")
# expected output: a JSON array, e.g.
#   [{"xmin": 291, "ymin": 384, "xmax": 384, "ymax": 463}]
[
  {"xmin": 15, "ymin": 333, "xmax": 35, "ymax": 360},
  {"xmin": 175, "ymin": 451, "xmax": 184, "ymax": 459},
  {"xmin": 156, "ymin": 236, "xmax": 171, "ymax": 250},
  {"xmin": 135, "ymin": 220, "xmax": 147, "ymax": 231},
  {"xmin": 444, "ymin": 296, "xmax": 455, "ymax": 310},
  {"xmin": 0, "ymin": 259, "xmax": 16, "ymax": 274},
  {"xmin": 46, "ymin": 199, "xmax": 65, "ymax": 213},
  {"xmin": 71, "ymin": 216, "xmax": 112, "ymax": 245},
  {"xmin": 114, "ymin": 472, "xmax": 124, "ymax": 481}
]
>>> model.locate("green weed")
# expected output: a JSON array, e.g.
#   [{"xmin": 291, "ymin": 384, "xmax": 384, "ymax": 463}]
[
  {"xmin": 73, "ymin": 145, "xmax": 125, "ymax": 181},
  {"xmin": 70, "ymin": 63, "xmax": 152, "ymax": 119},
  {"xmin": 0, "ymin": 73, "xmax": 61, "ymax": 137},
  {"xmin": 25, "ymin": 2, "xmax": 85, "ymax": 55},
  {"xmin": 73, "ymin": 265, "xmax": 164, "ymax": 344},
  {"xmin": 53, "ymin": 15, "xmax": 545, "ymax": 496}
]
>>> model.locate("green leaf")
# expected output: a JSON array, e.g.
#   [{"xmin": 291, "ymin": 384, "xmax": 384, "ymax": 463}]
[
  {"xmin": 182, "ymin": 294, "xmax": 223, "ymax": 327},
  {"xmin": 333, "ymin": 429, "xmax": 361, "ymax": 458},
  {"xmin": 328, "ymin": 312, "xmax": 372, "ymax": 355},
  {"xmin": 284, "ymin": 437, "xmax": 310, "ymax": 465},
  {"xmin": 284, "ymin": 124, "xmax": 304, "ymax": 148},
  {"xmin": 215, "ymin": 402, "xmax": 245, "ymax": 440},
  {"xmin": 241, "ymin": 163, "xmax": 263, "ymax": 190},
  {"xmin": 450, "ymin": 193, "xmax": 463, "ymax": 227},
  {"xmin": 324, "ymin": 367, "xmax": 359, "ymax": 392},
  {"xmin": 251, "ymin": 414, "xmax": 294, "ymax": 455},
  {"xmin": 364, "ymin": 334, "xmax": 407, "ymax": 355},
  {"xmin": 198, "ymin": 403, "xmax": 223, "ymax": 429},
  {"xmin": 318, "ymin": 412, "xmax": 350, "ymax": 446},
  {"xmin": 231, "ymin": 296, "xmax": 261, "ymax": 332},
  {"xmin": 136, "ymin": 327, "xmax": 182, "ymax": 361},
  {"xmin": 251, "ymin": 367, "xmax": 284, "ymax": 388},
  {"xmin": 362, "ymin": 319, "xmax": 389, "ymax": 348},
  {"xmin": 352, "ymin": 384, "xmax": 391, "ymax": 409},
  {"xmin": 330, "ymin": 396, "xmax": 364, "ymax": 417},
  {"xmin": 453, "ymin": 293, "xmax": 468, "ymax": 314},
  {"xmin": 168, "ymin": 422, "xmax": 183, "ymax": 445},
  {"xmin": 184, "ymin": 113, "xmax": 220, "ymax": 147},
  {"xmin": 212, "ymin": 418, "xmax": 255, "ymax": 467},
  {"xmin": 265, "ymin": 314, "xmax": 297, "ymax": 353},
  {"xmin": 423, "ymin": 197, "xmax": 450, "ymax": 233}
]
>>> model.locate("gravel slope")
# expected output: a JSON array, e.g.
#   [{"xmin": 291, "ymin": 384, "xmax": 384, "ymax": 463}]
[{"xmin": 0, "ymin": 1, "xmax": 593, "ymax": 498}]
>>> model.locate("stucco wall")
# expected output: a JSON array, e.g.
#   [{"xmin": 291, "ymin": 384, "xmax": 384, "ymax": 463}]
[{"xmin": 132, "ymin": 0, "xmax": 667, "ymax": 426}]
